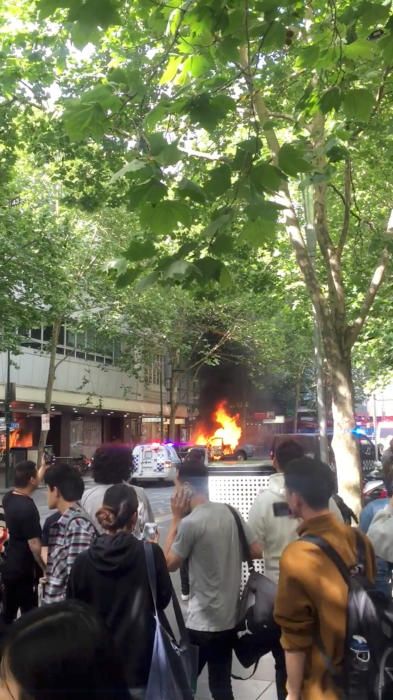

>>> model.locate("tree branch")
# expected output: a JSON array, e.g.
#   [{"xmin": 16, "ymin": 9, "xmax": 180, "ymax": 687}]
[
  {"xmin": 337, "ymin": 158, "xmax": 351, "ymax": 259},
  {"xmin": 347, "ymin": 247, "xmax": 390, "ymax": 346},
  {"xmin": 311, "ymin": 111, "xmax": 346, "ymax": 322},
  {"xmin": 238, "ymin": 44, "xmax": 329, "ymax": 332}
]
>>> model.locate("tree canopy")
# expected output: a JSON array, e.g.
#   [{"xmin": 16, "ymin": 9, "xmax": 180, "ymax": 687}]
[{"xmin": 2, "ymin": 0, "xmax": 393, "ymax": 508}]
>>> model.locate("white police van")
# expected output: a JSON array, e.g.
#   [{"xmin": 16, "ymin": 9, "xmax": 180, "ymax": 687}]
[{"xmin": 131, "ymin": 443, "xmax": 180, "ymax": 482}]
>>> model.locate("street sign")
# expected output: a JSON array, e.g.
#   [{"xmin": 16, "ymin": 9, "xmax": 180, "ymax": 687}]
[{"xmin": 41, "ymin": 414, "xmax": 51, "ymax": 431}]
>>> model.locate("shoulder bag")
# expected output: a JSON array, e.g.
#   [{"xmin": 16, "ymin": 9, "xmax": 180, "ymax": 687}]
[{"xmin": 144, "ymin": 542, "xmax": 198, "ymax": 700}]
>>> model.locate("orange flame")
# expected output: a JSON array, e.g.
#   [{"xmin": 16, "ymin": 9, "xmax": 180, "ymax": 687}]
[{"xmin": 193, "ymin": 401, "xmax": 242, "ymax": 451}]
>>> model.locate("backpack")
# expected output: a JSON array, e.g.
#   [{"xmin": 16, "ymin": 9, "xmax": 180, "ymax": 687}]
[
  {"xmin": 302, "ymin": 531, "xmax": 393, "ymax": 700},
  {"xmin": 64, "ymin": 508, "xmax": 98, "ymax": 537}
]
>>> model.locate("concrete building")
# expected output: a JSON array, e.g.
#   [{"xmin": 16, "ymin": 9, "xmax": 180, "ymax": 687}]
[{"xmin": 0, "ymin": 324, "xmax": 195, "ymax": 464}]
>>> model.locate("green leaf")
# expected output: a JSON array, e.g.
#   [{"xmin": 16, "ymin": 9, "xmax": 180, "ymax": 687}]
[
  {"xmin": 155, "ymin": 143, "xmax": 182, "ymax": 166},
  {"xmin": 109, "ymin": 159, "xmax": 146, "ymax": 184},
  {"xmin": 124, "ymin": 239, "xmax": 156, "ymax": 262},
  {"xmin": 160, "ymin": 56, "xmax": 183, "ymax": 84},
  {"xmin": 117, "ymin": 267, "xmax": 141, "ymax": 288},
  {"xmin": 210, "ymin": 234, "xmax": 234, "ymax": 255},
  {"xmin": 148, "ymin": 133, "xmax": 167, "ymax": 156},
  {"xmin": 343, "ymin": 88, "xmax": 374, "ymax": 121},
  {"xmin": 140, "ymin": 200, "xmax": 192, "ymax": 235},
  {"xmin": 128, "ymin": 179, "xmax": 167, "ymax": 209},
  {"xmin": 178, "ymin": 178, "xmax": 206, "ymax": 203},
  {"xmin": 205, "ymin": 164, "xmax": 232, "ymax": 198},
  {"xmin": 63, "ymin": 102, "xmax": 106, "ymax": 142},
  {"xmin": 250, "ymin": 163, "xmax": 284, "ymax": 191},
  {"xmin": 344, "ymin": 39, "xmax": 374, "ymax": 60},
  {"xmin": 236, "ymin": 137, "xmax": 263, "ymax": 154},
  {"xmin": 135, "ymin": 271, "xmax": 160, "ymax": 291},
  {"xmin": 193, "ymin": 257, "xmax": 223, "ymax": 281},
  {"xmin": 319, "ymin": 86, "xmax": 342, "ymax": 114},
  {"xmin": 380, "ymin": 35, "xmax": 393, "ymax": 64},
  {"xmin": 80, "ymin": 84, "xmax": 122, "ymax": 112},
  {"xmin": 263, "ymin": 22, "xmax": 287, "ymax": 51},
  {"xmin": 246, "ymin": 200, "xmax": 282, "ymax": 222},
  {"xmin": 278, "ymin": 144, "xmax": 311, "ymax": 176},
  {"xmin": 359, "ymin": 3, "xmax": 391, "ymax": 27},
  {"xmin": 240, "ymin": 219, "xmax": 277, "ymax": 247},
  {"xmin": 184, "ymin": 93, "xmax": 236, "ymax": 131},
  {"xmin": 188, "ymin": 55, "xmax": 212, "ymax": 77},
  {"xmin": 219, "ymin": 266, "xmax": 232, "ymax": 288},
  {"xmin": 326, "ymin": 144, "xmax": 348, "ymax": 163},
  {"xmin": 295, "ymin": 45, "xmax": 320, "ymax": 69},
  {"xmin": 204, "ymin": 212, "xmax": 233, "ymax": 237},
  {"xmin": 165, "ymin": 259, "xmax": 193, "ymax": 279}
]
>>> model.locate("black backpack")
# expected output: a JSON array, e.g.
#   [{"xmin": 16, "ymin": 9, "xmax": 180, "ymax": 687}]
[{"xmin": 302, "ymin": 532, "xmax": 393, "ymax": 700}]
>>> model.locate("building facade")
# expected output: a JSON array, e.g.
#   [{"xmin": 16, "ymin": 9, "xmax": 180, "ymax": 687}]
[{"xmin": 0, "ymin": 325, "xmax": 195, "ymax": 464}]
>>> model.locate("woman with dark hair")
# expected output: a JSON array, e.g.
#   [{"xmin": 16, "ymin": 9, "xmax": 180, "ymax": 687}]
[
  {"xmin": 0, "ymin": 600, "xmax": 130, "ymax": 700},
  {"xmin": 67, "ymin": 484, "xmax": 172, "ymax": 700}
]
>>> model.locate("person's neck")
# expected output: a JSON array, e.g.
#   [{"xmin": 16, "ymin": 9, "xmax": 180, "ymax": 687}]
[
  {"xmin": 301, "ymin": 507, "xmax": 330, "ymax": 522},
  {"xmin": 190, "ymin": 494, "xmax": 209, "ymax": 510},
  {"xmin": 58, "ymin": 499, "xmax": 77, "ymax": 514},
  {"xmin": 13, "ymin": 486, "xmax": 32, "ymax": 496}
]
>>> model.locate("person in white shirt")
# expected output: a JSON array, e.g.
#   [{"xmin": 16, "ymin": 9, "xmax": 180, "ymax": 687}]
[
  {"xmin": 248, "ymin": 440, "xmax": 343, "ymax": 583},
  {"xmin": 248, "ymin": 439, "xmax": 343, "ymax": 700}
]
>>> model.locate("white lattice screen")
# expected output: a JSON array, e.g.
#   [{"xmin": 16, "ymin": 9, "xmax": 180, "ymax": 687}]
[{"xmin": 208, "ymin": 470, "xmax": 272, "ymax": 585}]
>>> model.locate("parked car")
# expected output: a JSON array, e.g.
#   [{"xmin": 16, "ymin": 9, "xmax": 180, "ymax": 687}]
[{"xmin": 131, "ymin": 443, "xmax": 180, "ymax": 482}]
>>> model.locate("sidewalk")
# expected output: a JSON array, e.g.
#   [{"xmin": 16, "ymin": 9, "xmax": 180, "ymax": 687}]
[{"xmin": 196, "ymin": 653, "xmax": 277, "ymax": 699}]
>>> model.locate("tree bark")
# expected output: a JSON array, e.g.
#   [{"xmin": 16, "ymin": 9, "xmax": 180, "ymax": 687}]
[
  {"xmin": 325, "ymin": 332, "xmax": 361, "ymax": 514},
  {"xmin": 168, "ymin": 361, "xmax": 181, "ymax": 441},
  {"xmin": 37, "ymin": 319, "xmax": 62, "ymax": 469}
]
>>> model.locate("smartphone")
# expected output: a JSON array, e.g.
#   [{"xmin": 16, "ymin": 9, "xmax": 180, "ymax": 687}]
[
  {"xmin": 143, "ymin": 522, "xmax": 158, "ymax": 540},
  {"xmin": 272, "ymin": 502, "xmax": 291, "ymax": 517}
]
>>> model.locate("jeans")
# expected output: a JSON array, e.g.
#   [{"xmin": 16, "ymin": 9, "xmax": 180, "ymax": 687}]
[
  {"xmin": 2, "ymin": 577, "xmax": 38, "ymax": 624},
  {"xmin": 272, "ymin": 641, "xmax": 287, "ymax": 700},
  {"xmin": 188, "ymin": 628, "xmax": 235, "ymax": 700}
]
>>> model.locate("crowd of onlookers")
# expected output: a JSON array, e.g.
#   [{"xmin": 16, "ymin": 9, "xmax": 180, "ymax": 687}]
[{"xmin": 0, "ymin": 440, "xmax": 392, "ymax": 700}]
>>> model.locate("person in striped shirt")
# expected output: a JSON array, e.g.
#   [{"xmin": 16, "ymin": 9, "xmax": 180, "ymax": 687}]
[{"xmin": 42, "ymin": 464, "xmax": 96, "ymax": 604}]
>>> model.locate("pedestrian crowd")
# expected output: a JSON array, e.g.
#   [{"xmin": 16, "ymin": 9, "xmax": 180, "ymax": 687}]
[{"xmin": 0, "ymin": 440, "xmax": 392, "ymax": 700}]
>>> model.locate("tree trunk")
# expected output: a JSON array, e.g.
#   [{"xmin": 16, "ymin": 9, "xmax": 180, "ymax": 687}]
[
  {"xmin": 293, "ymin": 366, "xmax": 303, "ymax": 433},
  {"xmin": 37, "ymin": 319, "xmax": 62, "ymax": 469},
  {"xmin": 168, "ymin": 369, "xmax": 180, "ymax": 441},
  {"xmin": 327, "ymin": 336, "xmax": 361, "ymax": 515}
]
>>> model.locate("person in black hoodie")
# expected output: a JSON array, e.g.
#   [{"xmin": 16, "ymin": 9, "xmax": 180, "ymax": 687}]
[{"xmin": 67, "ymin": 484, "xmax": 172, "ymax": 700}]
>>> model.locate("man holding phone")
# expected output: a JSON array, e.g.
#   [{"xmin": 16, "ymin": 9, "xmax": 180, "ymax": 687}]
[{"xmin": 165, "ymin": 460, "xmax": 261, "ymax": 700}]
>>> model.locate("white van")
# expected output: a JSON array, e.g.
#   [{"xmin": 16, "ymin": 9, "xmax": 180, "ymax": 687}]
[{"xmin": 132, "ymin": 443, "xmax": 180, "ymax": 482}]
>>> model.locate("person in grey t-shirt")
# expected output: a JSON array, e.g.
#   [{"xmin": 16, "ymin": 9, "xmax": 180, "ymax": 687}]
[
  {"xmin": 81, "ymin": 445, "xmax": 154, "ymax": 538},
  {"xmin": 164, "ymin": 460, "xmax": 261, "ymax": 700}
]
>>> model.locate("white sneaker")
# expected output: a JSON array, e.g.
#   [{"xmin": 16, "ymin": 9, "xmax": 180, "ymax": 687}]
[{"xmin": 181, "ymin": 593, "xmax": 189, "ymax": 602}]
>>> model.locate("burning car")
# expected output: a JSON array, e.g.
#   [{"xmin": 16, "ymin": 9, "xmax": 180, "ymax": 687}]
[{"xmin": 192, "ymin": 401, "xmax": 255, "ymax": 462}]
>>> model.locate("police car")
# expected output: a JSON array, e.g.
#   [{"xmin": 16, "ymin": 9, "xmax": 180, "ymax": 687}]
[{"xmin": 131, "ymin": 443, "xmax": 180, "ymax": 482}]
